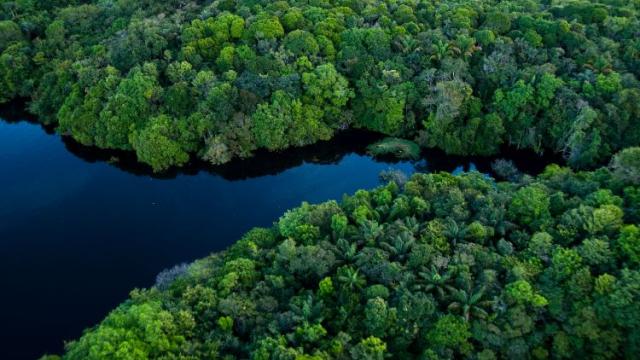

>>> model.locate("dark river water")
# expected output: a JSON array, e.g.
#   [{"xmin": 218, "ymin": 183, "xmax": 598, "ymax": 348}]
[{"xmin": 0, "ymin": 109, "xmax": 558, "ymax": 359}]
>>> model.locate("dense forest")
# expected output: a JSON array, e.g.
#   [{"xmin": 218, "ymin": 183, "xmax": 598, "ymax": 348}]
[
  {"xmin": 3, "ymin": 0, "xmax": 640, "ymax": 358},
  {"xmin": 38, "ymin": 148, "xmax": 640, "ymax": 359},
  {"xmin": 1, "ymin": 0, "xmax": 639, "ymax": 171}
]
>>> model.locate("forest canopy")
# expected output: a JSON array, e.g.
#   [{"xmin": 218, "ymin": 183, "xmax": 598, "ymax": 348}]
[
  {"xmin": 41, "ymin": 152, "xmax": 640, "ymax": 359},
  {"xmin": 3, "ymin": 0, "xmax": 640, "ymax": 358},
  {"xmin": 1, "ymin": 0, "xmax": 639, "ymax": 171}
]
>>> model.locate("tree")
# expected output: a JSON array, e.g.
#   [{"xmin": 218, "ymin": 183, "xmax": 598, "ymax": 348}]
[
  {"xmin": 283, "ymin": 30, "xmax": 319, "ymax": 57},
  {"xmin": 505, "ymin": 280, "xmax": 548, "ymax": 307},
  {"xmin": 0, "ymin": 42, "xmax": 31, "ymax": 102},
  {"xmin": 337, "ymin": 266, "xmax": 366, "ymax": 290},
  {"xmin": 610, "ymin": 147, "xmax": 640, "ymax": 184},
  {"xmin": 483, "ymin": 11, "xmax": 511, "ymax": 34},
  {"xmin": 109, "ymin": 18, "xmax": 171, "ymax": 71},
  {"xmin": 97, "ymin": 64, "xmax": 162, "ymax": 150},
  {"xmin": 618, "ymin": 225, "xmax": 640, "ymax": 264},
  {"xmin": 508, "ymin": 184, "xmax": 551, "ymax": 230},
  {"xmin": 414, "ymin": 265, "xmax": 454, "ymax": 301},
  {"xmin": 248, "ymin": 13, "xmax": 284, "ymax": 41},
  {"xmin": 57, "ymin": 66, "xmax": 121, "ymax": 145},
  {"xmin": 364, "ymin": 297, "xmax": 393, "ymax": 337},
  {"xmin": 130, "ymin": 115, "xmax": 189, "ymax": 172},
  {"xmin": 182, "ymin": 13, "xmax": 244, "ymax": 60},
  {"xmin": 354, "ymin": 78, "xmax": 409, "ymax": 135},
  {"xmin": 0, "ymin": 20, "xmax": 23, "ymax": 52},
  {"xmin": 426, "ymin": 315, "xmax": 472, "ymax": 355},
  {"xmin": 447, "ymin": 283, "xmax": 495, "ymax": 322},
  {"xmin": 563, "ymin": 102, "xmax": 604, "ymax": 168},
  {"xmin": 302, "ymin": 63, "xmax": 353, "ymax": 125},
  {"xmin": 282, "ymin": 8, "xmax": 305, "ymax": 31},
  {"xmin": 493, "ymin": 73, "xmax": 564, "ymax": 150},
  {"xmin": 422, "ymin": 79, "xmax": 504, "ymax": 155},
  {"xmin": 579, "ymin": 237, "xmax": 614, "ymax": 268},
  {"xmin": 612, "ymin": 89, "xmax": 640, "ymax": 149},
  {"xmin": 350, "ymin": 336, "xmax": 387, "ymax": 360},
  {"xmin": 475, "ymin": 29, "xmax": 496, "ymax": 47},
  {"xmin": 595, "ymin": 72, "xmax": 622, "ymax": 97},
  {"xmin": 551, "ymin": 247, "xmax": 583, "ymax": 279},
  {"xmin": 202, "ymin": 135, "xmax": 232, "ymax": 165},
  {"xmin": 251, "ymin": 90, "xmax": 333, "ymax": 151},
  {"xmin": 163, "ymin": 82, "xmax": 194, "ymax": 117},
  {"xmin": 64, "ymin": 301, "xmax": 192, "ymax": 360},
  {"xmin": 215, "ymin": 46, "xmax": 235, "ymax": 72},
  {"xmin": 338, "ymin": 28, "xmax": 391, "ymax": 77}
]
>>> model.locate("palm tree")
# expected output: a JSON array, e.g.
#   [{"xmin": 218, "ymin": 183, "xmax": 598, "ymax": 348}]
[
  {"xmin": 334, "ymin": 238, "xmax": 357, "ymax": 263},
  {"xmin": 393, "ymin": 35, "xmax": 419, "ymax": 54},
  {"xmin": 447, "ymin": 283, "xmax": 494, "ymax": 322},
  {"xmin": 397, "ymin": 216, "xmax": 421, "ymax": 236},
  {"xmin": 451, "ymin": 35, "xmax": 480, "ymax": 60},
  {"xmin": 290, "ymin": 294, "xmax": 324, "ymax": 323},
  {"xmin": 338, "ymin": 267, "xmax": 366, "ymax": 290},
  {"xmin": 380, "ymin": 231, "xmax": 415, "ymax": 261},
  {"xmin": 444, "ymin": 218, "xmax": 467, "ymax": 246},
  {"xmin": 360, "ymin": 219, "xmax": 384, "ymax": 245},
  {"xmin": 430, "ymin": 39, "xmax": 451, "ymax": 64},
  {"xmin": 413, "ymin": 265, "xmax": 455, "ymax": 301}
]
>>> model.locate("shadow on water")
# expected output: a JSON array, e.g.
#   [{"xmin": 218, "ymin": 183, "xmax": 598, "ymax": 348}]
[
  {"xmin": 0, "ymin": 100, "xmax": 564, "ymax": 180},
  {"xmin": 0, "ymin": 100, "xmax": 400, "ymax": 180},
  {"xmin": 54, "ymin": 127, "xmax": 565, "ymax": 180},
  {"xmin": 61, "ymin": 129, "xmax": 389, "ymax": 180},
  {"xmin": 415, "ymin": 145, "xmax": 564, "ymax": 176},
  {"xmin": 0, "ymin": 99, "xmax": 34, "ymax": 122}
]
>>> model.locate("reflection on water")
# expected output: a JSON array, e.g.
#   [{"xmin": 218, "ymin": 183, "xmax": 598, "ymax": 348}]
[
  {"xmin": 59, "ymin": 130, "xmax": 386, "ymax": 180},
  {"xmin": 0, "ymin": 104, "xmax": 562, "ymax": 359}
]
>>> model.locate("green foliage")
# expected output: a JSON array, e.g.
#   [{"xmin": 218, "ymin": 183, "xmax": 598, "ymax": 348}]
[
  {"xmin": 506, "ymin": 280, "xmax": 548, "ymax": 307},
  {"xmin": 484, "ymin": 12, "xmax": 512, "ymax": 34},
  {"xmin": 251, "ymin": 90, "xmax": 332, "ymax": 151},
  {"xmin": 301, "ymin": 63, "xmax": 353, "ymax": 125},
  {"xmin": 97, "ymin": 65, "xmax": 161, "ymax": 150},
  {"xmin": 182, "ymin": 13, "xmax": 244, "ymax": 60},
  {"xmin": 474, "ymin": 29, "xmax": 496, "ymax": 47},
  {"xmin": 64, "ymin": 300, "xmax": 193, "ymax": 359},
  {"xmin": 0, "ymin": 42, "xmax": 31, "ymax": 102},
  {"xmin": 283, "ymin": 30, "xmax": 319, "ymax": 57},
  {"xmin": 248, "ymin": 13, "xmax": 284, "ymax": 41},
  {"xmin": 0, "ymin": 20, "xmax": 23, "ymax": 52},
  {"xmin": 130, "ymin": 115, "xmax": 189, "ymax": 172},
  {"xmin": 426, "ymin": 315, "xmax": 472, "ymax": 355},
  {"xmin": 318, "ymin": 277, "xmax": 334, "ymax": 296},
  {"xmin": 611, "ymin": 147, "xmax": 640, "ymax": 185},
  {"xmin": 4, "ymin": 0, "xmax": 640, "ymax": 170},
  {"xmin": 217, "ymin": 316, "xmax": 233, "ymax": 332},
  {"xmin": 619, "ymin": 225, "xmax": 640, "ymax": 264},
  {"xmin": 509, "ymin": 184, "xmax": 551, "ymax": 230},
  {"xmin": 330, "ymin": 213, "xmax": 348, "ymax": 239},
  {"xmin": 421, "ymin": 79, "xmax": 504, "ymax": 155},
  {"xmin": 351, "ymin": 336, "xmax": 387, "ymax": 360}
]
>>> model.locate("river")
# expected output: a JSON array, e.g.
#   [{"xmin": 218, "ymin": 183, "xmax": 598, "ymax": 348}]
[{"xmin": 0, "ymin": 109, "xmax": 558, "ymax": 359}]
